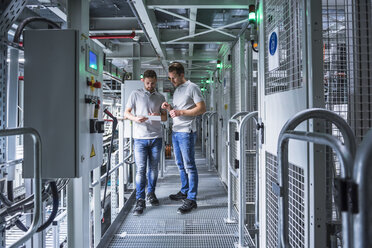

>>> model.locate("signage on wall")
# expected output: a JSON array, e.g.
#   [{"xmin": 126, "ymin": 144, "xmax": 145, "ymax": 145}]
[{"xmin": 268, "ymin": 27, "xmax": 279, "ymax": 71}]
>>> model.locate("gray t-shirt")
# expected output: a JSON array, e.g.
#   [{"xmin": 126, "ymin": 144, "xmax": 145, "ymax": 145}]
[
  {"xmin": 126, "ymin": 88, "xmax": 165, "ymax": 139},
  {"xmin": 172, "ymin": 80, "xmax": 204, "ymax": 132}
]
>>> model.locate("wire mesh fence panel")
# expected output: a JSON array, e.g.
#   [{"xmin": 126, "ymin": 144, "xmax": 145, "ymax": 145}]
[
  {"xmin": 265, "ymin": 152, "xmax": 279, "ymax": 248},
  {"xmin": 322, "ymin": 0, "xmax": 372, "ymax": 246},
  {"xmin": 265, "ymin": 152, "xmax": 306, "ymax": 248},
  {"xmin": 264, "ymin": 0, "xmax": 303, "ymax": 95}
]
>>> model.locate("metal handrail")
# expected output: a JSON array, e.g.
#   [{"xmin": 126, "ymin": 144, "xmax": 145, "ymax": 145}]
[
  {"xmin": 237, "ymin": 111, "xmax": 258, "ymax": 248},
  {"xmin": 353, "ymin": 128, "xmax": 372, "ymax": 248},
  {"xmin": 0, "ymin": 128, "xmax": 42, "ymax": 248},
  {"xmin": 277, "ymin": 108, "xmax": 356, "ymax": 248},
  {"xmin": 225, "ymin": 111, "xmax": 250, "ymax": 224},
  {"xmin": 0, "ymin": 158, "xmax": 23, "ymax": 167},
  {"xmin": 207, "ymin": 112, "xmax": 217, "ymax": 171}
]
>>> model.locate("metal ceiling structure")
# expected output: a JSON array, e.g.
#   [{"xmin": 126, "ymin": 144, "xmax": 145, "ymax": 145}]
[{"xmin": 4, "ymin": 0, "xmax": 253, "ymax": 90}]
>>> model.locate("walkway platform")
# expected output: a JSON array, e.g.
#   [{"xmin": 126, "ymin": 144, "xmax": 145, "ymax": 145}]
[{"xmin": 104, "ymin": 152, "xmax": 255, "ymax": 248}]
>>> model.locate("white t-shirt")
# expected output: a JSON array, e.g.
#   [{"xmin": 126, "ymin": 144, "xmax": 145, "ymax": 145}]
[
  {"xmin": 172, "ymin": 80, "xmax": 204, "ymax": 132},
  {"xmin": 126, "ymin": 88, "xmax": 165, "ymax": 139}
]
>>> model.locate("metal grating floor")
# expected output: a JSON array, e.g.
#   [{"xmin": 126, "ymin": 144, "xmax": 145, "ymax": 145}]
[{"xmin": 106, "ymin": 153, "xmax": 255, "ymax": 248}]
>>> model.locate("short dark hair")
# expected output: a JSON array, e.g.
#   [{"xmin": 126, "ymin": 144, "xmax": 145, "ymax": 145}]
[
  {"xmin": 168, "ymin": 62, "xmax": 184, "ymax": 76},
  {"xmin": 143, "ymin": 70, "xmax": 157, "ymax": 79}
]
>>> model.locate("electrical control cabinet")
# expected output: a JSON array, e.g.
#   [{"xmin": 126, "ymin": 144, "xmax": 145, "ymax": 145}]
[{"xmin": 23, "ymin": 29, "xmax": 103, "ymax": 178}]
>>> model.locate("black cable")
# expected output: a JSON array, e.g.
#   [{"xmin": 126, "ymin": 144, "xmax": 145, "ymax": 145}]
[
  {"xmin": 13, "ymin": 17, "xmax": 60, "ymax": 43},
  {"xmin": 7, "ymin": 181, "xmax": 14, "ymax": 202},
  {"xmin": 0, "ymin": 192, "xmax": 13, "ymax": 206},
  {"xmin": 0, "ymin": 179, "xmax": 68, "ymax": 219},
  {"xmin": 15, "ymin": 219, "xmax": 28, "ymax": 232},
  {"xmin": 35, "ymin": 181, "xmax": 58, "ymax": 232},
  {"xmin": 6, "ymin": 182, "xmax": 59, "ymax": 232},
  {"xmin": 101, "ymin": 109, "xmax": 118, "ymax": 223}
]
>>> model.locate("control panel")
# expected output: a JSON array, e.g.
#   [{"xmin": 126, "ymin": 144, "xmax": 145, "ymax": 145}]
[{"xmin": 23, "ymin": 29, "xmax": 103, "ymax": 178}]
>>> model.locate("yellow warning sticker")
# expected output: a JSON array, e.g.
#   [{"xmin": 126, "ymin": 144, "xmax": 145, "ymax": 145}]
[{"xmin": 90, "ymin": 144, "xmax": 96, "ymax": 157}]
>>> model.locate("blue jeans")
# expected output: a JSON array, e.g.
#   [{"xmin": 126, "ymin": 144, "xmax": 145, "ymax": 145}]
[
  {"xmin": 172, "ymin": 132, "xmax": 198, "ymax": 201},
  {"xmin": 134, "ymin": 138, "xmax": 163, "ymax": 200}
]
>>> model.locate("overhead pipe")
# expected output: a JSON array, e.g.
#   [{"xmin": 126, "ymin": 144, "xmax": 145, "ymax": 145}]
[{"xmin": 89, "ymin": 31, "xmax": 136, "ymax": 40}]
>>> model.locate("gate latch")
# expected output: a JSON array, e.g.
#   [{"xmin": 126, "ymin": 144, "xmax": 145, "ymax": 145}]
[{"xmin": 256, "ymin": 122, "xmax": 264, "ymax": 144}]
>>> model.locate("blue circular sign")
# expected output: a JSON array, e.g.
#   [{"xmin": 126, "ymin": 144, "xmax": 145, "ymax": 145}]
[{"xmin": 269, "ymin": 32, "xmax": 277, "ymax": 56}]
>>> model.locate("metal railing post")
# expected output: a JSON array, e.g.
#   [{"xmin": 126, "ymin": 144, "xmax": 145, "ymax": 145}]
[
  {"xmin": 224, "ymin": 111, "xmax": 249, "ymax": 224},
  {"xmin": 277, "ymin": 108, "xmax": 356, "ymax": 248},
  {"xmin": 130, "ymin": 121, "xmax": 136, "ymax": 188},
  {"xmin": 118, "ymin": 119, "xmax": 125, "ymax": 209},
  {"xmin": 0, "ymin": 128, "xmax": 42, "ymax": 248}
]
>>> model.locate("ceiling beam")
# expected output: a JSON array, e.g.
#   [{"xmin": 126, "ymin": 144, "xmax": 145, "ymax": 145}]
[
  {"xmin": 130, "ymin": 0, "xmax": 168, "ymax": 69},
  {"xmin": 188, "ymin": 7, "xmax": 197, "ymax": 79},
  {"xmin": 163, "ymin": 19, "xmax": 248, "ymax": 44},
  {"xmin": 147, "ymin": 0, "xmax": 250, "ymax": 9},
  {"xmin": 89, "ymin": 30, "xmax": 144, "ymax": 34},
  {"xmin": 154, "ymin": 8, "xmax": 235, "ymax": 38}
]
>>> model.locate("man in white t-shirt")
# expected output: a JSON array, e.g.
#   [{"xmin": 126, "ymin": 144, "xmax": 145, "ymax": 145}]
[
  {"xmin": 125, "ymin": 70, "xmax": 167, "ymax": 215},
  {"xmin": 162, "ymin": 62, "xmax": 206, "ymax": 214}
]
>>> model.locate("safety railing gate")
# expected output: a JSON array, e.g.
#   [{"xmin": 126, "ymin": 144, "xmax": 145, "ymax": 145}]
[
  {"xmin": 225, "ymin": 111, "xmax": 259, "ymax": 248},
  {"xmin": 0, "ymin": 128, "xmax": 42, "ymax": 248},
  {"xmin": 277, "ymin": 109, "xmax": 356, "ymax": 248}
]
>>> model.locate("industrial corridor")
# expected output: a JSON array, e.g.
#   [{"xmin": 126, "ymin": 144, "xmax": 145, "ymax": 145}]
[
  {"xmin": 103, "ymin": 150, "xmax": 254, "ymax": 248},
  {"xmin": 1, "ymin": 0, "xmax": 372, "ymax": 247}
]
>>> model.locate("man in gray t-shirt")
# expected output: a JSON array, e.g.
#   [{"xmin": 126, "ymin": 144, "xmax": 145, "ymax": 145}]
[
  {"xmin": 125, "ymin": 70, "xmax": 167, "ymax": 216},
  {"xmin": 162, "ymin": 62, "xmax": 206, "ymax": 214}
]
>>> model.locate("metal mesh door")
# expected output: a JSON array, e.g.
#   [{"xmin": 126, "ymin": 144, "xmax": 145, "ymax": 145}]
[
  {"xmin": 263, "ymin": 0, "xmax": 307, "ymax": 247},
  {"xmin": 322, "ymin": 0, "xmax": 372, "ymax": 245}
]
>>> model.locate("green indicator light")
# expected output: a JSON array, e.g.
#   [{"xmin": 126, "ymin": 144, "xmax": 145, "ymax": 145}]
[
  {"xmin": 140, "ymin": 74, "xmax": 143, "ymax": 79},
  {"xmin": 206, "ymin": 80, "xmax": 211, "ymax": 84},
  {"xmin": 201, "ymin": 88, "xmax": 206, "ymax": 92},
  {"xmin": 217, "ymin": 60, "xmax": 222, "ymax": 69},
  {"xmin": 90, "ymin": 64, "xmax": 98, "ymax": 70},
  {"xmin": 249, "ymin": 12, "xmax": 256, "ymax": 23}
]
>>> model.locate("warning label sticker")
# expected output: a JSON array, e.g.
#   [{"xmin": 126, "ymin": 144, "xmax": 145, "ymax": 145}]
[{"xmin": 90, "ymin": 144, "xmax": 96, "ymax": 157}]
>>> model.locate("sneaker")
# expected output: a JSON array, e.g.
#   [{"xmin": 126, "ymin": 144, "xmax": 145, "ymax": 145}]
[
  {"xmin": 146, "ymin": 192, "xmax": 160, "ymax": 206},
  {"xmin": 169, "ymin": 191, "xmax": 187, "ymax": 201},
  {"xmin": 133, "ymin": 198, "xmax": 146, "ymax": 216},
  {"xmin": 177, "ymin": 199, "xmax": 197, "ymax": 214}
]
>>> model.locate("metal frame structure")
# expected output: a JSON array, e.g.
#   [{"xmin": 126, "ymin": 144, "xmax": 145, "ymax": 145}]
[
  {"xmin": 0, "ymin": 128, "xmax": 42, "ymax": 248},
  {"xmin": 225, "ymin": 111, "xmax": 258, "ymax": 248},
  {"xmin": 277, "ymin": 108, "xmax": 356, "ymax": 248},
  {"xmin": 225, "ymin": 111, "xmax": 249, "ymax": 223},
  {"xmin": 0, "ymin": 0, "xmax": 26, "ymax": 181},
  {"xmin": 237, "ymin": 112, "xmax": 258, "ymax": 248}
]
